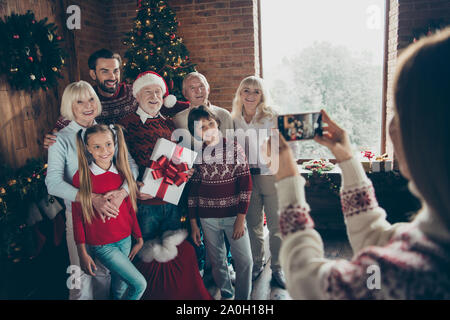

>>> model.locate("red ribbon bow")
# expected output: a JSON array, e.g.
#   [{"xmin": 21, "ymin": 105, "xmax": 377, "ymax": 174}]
[
  {"xmin": 362, "ymin": 151, "xmax": 375, "ymax": 161},
  {"xmin": 148, "ymin": 145, "xmax": 189, "ymax": 200}
]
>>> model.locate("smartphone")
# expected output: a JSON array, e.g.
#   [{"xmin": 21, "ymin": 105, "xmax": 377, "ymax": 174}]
[{"xmin": 277, "ymin": 111, "xmax": 323, "ymax": 141}]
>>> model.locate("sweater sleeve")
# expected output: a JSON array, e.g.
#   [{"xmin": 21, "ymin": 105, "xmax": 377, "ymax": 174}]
[
  {"xmin": 70, "ymin": 172, "xmax": 85, "ymax": 244},
  {"xmin": 235, "ymin": 142, "xmax": 252, "ymax": 214},
  {"xmin": 338, "ymin": 157, "xmax": 407, "ymax": 253},
  {"xmin": 45, "ymin": 133, "xmax": 79, "ymax": 202},
  {"xmin": 53, "ymin": 116, "xmax": 71, "ymax": 131},
  {"xmin": 71, "ymin": 202, "xmax": 86, "ymax": 244},
  {"xmin": 277, "ymin": 158, "xmax": 409, "ymax": 299},
  {"xmin": 187, "ymin": 165, "xmax": 201, "ymax": 220},
  {"xmin": 127, "ymin": 198, "xmax": 142, "ymax": 239}
]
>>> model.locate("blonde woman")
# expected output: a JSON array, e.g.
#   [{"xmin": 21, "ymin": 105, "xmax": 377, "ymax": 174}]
[
  {"xmin": 231, "ymin": 76, "xmax": 288, "ymax": 288},
  {"xmin": 45, "ymin": 81, "xmax": 138, "ymax": 299}
]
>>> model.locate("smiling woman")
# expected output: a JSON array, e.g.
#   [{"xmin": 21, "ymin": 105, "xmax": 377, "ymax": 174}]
[
  {"xmin": 60, "ymin": 81, "xmax": 102, "ymax": 127},
  {"xmin": 45, "ymin": 80, "xmax": 139, "ymax": 300}
]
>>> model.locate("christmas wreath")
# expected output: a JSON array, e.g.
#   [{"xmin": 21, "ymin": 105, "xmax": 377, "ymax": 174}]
[{"xmin": 0, "ymin": 10, "xmax": 65, "ymax": 91}]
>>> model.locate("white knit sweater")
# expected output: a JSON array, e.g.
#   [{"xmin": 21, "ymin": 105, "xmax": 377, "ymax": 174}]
[{"xmin": 277, "ymin": 157, "xmax": 450, "ymax": 299}]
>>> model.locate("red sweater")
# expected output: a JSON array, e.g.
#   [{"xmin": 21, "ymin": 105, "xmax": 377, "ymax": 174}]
[
  {"xmin": 188, "ymin": 138, "xmax": 252, "ymax": 219},
  {"xmin": 118, "ymin": 112, "xmax": 176, "ymax": 205},
  {"xmin": 71, "ymin": 170, "xmax": 142, "ymax": 245}
]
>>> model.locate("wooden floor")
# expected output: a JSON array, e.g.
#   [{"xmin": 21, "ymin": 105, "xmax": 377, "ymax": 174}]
[{"xmin": 203, "ymin": 230, "xmax": 353, "ymax": 300}]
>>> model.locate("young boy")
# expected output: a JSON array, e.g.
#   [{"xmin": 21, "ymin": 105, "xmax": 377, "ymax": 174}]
[{"xmin": 187, "ymin": 106, "xmax": 253, "ymax": 300}]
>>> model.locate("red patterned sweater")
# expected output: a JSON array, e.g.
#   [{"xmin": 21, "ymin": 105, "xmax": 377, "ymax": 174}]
[
  {"xmin": 278, "ymin": 157, "xmax": 450, "ymax": 299},
  {"xmin": 188, "ymin": 138, "xmax": 252, "ymax": 219},
  {"xmin": 54, "ymin": 83, "xmax": 188, "ymax": 129},
  {"xmin": 118, "ymin": 112, "xmax": 176, "ymax": 206}
]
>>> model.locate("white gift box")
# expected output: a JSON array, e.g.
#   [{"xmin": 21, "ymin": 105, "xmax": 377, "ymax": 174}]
[
  {"xmin": 371, "ymin": 160, "xmax": 393, "ymax": 172},
  {"xmin": 141, "ymin": 138, "xmax": 197, "ymax": 205}
]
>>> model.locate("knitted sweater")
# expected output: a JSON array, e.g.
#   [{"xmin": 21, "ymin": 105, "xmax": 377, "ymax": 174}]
[
  {"xmin": 72, "ymin": 163, "xmax": 142, "ymax": 245},
  {"xmin": 54, "ymin": 83, "xmax": 189, "ymax": 129},
  {"xmin": 118, "ymin": 112, "xmax": 176, "ymax": 206},
  {"xmin": 278, "ymin": 157, "xmax": 450, "ymax": 299},
  {"xmin": 188, "ymin": 138, "xmax": 252, "ymax": 219}
]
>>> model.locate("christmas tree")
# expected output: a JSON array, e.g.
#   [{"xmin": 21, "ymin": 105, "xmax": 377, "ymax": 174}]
[{"xmin": 123, "ymin": 0, "xmax": 196, "ymax": 100}]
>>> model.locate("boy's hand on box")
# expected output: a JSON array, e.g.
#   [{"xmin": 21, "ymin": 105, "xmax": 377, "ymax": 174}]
[
  {"xmin": 136, "ymin": 181, "xmax": 154, "ymax": 200},
  {"xmin": 186, "ymin": 168, "xmax": 195, "ymax": 180}
]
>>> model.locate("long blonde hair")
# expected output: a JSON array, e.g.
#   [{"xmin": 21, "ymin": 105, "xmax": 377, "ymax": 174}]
[
  {"xmin": 394, "ymin": 27, "xmax": 450, "ymax": 228},
  {"xmin": 75, "ymin": 124, "xmax": 138, "ymax": 224},
  {"xmin": 231, "ymin": 76, "xmax": 277, "ymax": 123}
]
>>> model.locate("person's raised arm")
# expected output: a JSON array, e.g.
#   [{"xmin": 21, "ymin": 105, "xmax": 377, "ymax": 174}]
[
  {"xmin": 314, "ymin": 110, "xmax": 405, "ymax": 253},
  {"xmin": 43, "ymin": 116, "xmax": 71, "ymax": 149}
]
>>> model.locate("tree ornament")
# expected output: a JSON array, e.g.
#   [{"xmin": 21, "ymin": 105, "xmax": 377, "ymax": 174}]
[
  {"xmin": 13, "ymin": 34, "xmax": 19, "ymax": 39},
  {"xmin": 40, "ymin": 76, "xmax": 46, "ymax": 82},
  {"xmin": 30, "ymin": 74, "xmax": 36, "ymax": 80},
  {"xmin": 28, "ymin": 56, "xmax": 34, "ymax": 62}
]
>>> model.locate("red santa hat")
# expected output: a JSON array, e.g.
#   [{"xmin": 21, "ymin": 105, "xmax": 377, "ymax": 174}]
[{"xmin": 132, "ymin": 71, "xmax": 177, "ymax": 108}]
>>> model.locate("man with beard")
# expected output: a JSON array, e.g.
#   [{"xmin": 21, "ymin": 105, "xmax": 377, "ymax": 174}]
[{"xmin": 44, "ymin": 49, "xmax": 188, "ymax": 147}]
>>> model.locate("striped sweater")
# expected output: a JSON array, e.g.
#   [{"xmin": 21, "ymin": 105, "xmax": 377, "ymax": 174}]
[
  {"xmin": 278, "ymin": 157, "xmax": 450, "ymax": 299},
  {"xmin": 188, "ymin": 138, "xmax": 252, "ymax": 219}
]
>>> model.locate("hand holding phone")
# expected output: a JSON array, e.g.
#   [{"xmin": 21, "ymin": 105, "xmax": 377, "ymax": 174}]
[{"xmin": 277, "ymin": 111, "xmax": 323, "ymax": 141}]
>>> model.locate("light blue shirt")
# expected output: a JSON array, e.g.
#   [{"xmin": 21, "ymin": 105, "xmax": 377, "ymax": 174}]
[{"xmin": 45, "ymin": 121, "xmax": 139, "ymax": 209}]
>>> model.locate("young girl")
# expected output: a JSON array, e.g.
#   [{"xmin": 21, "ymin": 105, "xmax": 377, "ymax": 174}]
[
  {"xmin": 188, "ymin": 106, "xmax": 253, "ymax": 300},
  {"xmin": 72, "ymin": 124, "xmax": 147, "ymax": 300}
]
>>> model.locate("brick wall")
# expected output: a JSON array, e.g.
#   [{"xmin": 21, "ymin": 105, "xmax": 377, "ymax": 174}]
[
  {"xmin": 105, "ymin": 0, "xmax": 260, "ymax": 111},
  {"xmin": 0, "ymin": 0, "xmax": 73, "ymax": 168},
  {"xmin": 69, "ymin": 0, "xmax": 110, "ymax": 84},
  {"xmin": 385, "ymin": 0, "xmax": 450, "ymax": 159}
]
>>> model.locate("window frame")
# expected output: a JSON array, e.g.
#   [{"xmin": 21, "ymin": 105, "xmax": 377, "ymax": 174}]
[{"xmin": 257, "ymin": 0, "xmax": 391, "ymax": 162}]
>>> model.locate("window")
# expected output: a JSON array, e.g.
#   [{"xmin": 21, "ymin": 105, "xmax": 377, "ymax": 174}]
[{"xmin": 261, "ymin": 0, "xmax": 386, "ymax": 159}]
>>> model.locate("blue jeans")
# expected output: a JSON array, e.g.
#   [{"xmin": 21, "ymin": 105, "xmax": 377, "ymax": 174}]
[
  {"xmin": 138, "ymin": 203, "xmax": 185, "ymax": 241},
  {"xmin": 90, "ymin": 236, "xmax": 147, "ymax": 300},
  {"xmin": 200, "ymin": 217, "xmax": 253, "ymax": 300}
]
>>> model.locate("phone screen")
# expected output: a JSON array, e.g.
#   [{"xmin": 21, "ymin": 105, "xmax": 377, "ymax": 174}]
[{"xmin": 277, "ymin": 112, "xmax": 323, "ymax": 141}]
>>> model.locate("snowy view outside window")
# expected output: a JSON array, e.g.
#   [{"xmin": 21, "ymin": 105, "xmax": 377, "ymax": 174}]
[{"xmin": 261, "ymin": 0, "xmax": 386, "ymax": 159}]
